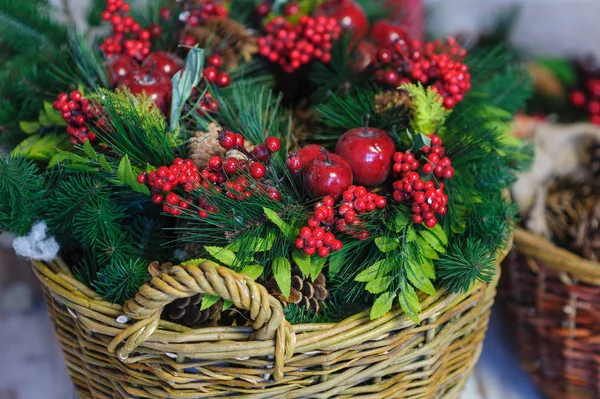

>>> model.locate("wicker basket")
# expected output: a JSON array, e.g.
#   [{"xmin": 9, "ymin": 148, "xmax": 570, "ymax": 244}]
[
  {"xmin": 501, "ymin": 228, "xmax": 600, "ymax": 399},
  {"xmin": 33, "ymin": 243, "xmax": 510, "ymax": 398}
]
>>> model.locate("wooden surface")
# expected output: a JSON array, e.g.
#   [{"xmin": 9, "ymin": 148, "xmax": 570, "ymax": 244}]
[{"xmin": 0, "ymin": 301, "xmax": 541, "ymax": 399}]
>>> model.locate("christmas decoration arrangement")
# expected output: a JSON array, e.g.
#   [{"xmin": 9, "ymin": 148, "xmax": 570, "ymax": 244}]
[{"xmin": 0, "ymin": 0, "xmax": 530, "ymax": 324}]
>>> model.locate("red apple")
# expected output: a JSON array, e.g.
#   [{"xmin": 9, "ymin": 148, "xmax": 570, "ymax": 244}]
[
  {"xmin": 370, "ymin": 20, "xmax": 408, "ymax": 48},
  {"xmin": 119, "ymin": 66, "xmax": 172, "ymax": 114},
  {"xmin": 105, "ymin": 55, "xmax": 139, "ymax": 86},
  {"xmin": 142, "ymin": 51, "xmax": 184, "ymax": 77},
  {"xmin": 335, "ymin": 118, "xmax": 395, "ymax": 185},
  {"xmin": 316, "ymin": 0, "xmax": 368, "ymax": 42},
  {"xmin": 287, "ymin": 144, "xmax": 329, "ymax": 172},
  {"xmin": 304, "ymin": 150, "xmax": 353, "ymax": 199}
]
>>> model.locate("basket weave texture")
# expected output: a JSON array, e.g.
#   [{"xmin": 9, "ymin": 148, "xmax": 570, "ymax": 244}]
[
  {"xmin": 33, "ymin": 247, "xmax": 508, "ymax": 399},
  {"xmin": 501, "ymin": 228, "xmax": 600, "ymax": 399}
]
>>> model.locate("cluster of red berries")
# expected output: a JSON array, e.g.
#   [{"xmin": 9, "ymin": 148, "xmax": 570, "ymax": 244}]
[
  {"xmin": 257, "ymin": 16, "xmax": 341, "ymax": 73},
  {"xmin": 52, "ymin": 91, "xmax": 98, "ymax": 144},
  {"xmin": 570, "ymin": 78, "xmax": 600, "ymax": 125},
  {"xmin": 194, "ymin": 53, "xmax": 230, "ymax": 115},
  {"xmin": 391, "ymin": 135, "xmax": 452, "ymax": 227},
  {"xmin": 184, "ymin": 0, "xmax": 228, "ymax": 27},
  {"xmin": 99, "ymin": 0, "xmax": 157, "ymax": 61},
  {"xmin": 139, "ymin": 158, "xmax": 201, "ymax": 216},
  {"xmin": 295, "ymin": 186, "xmax": 386, "ymax": 257},
  {"xmin": 374, "ymin": 37, "xmax": 471, "ymax": 109}
]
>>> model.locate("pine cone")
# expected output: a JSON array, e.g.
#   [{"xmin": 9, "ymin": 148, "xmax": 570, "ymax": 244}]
[
  {"xmin": 374, "ymin": 90, "xmax": 410, "ymax": 115},
  {"xmin": 267, "ymin": 267, "xmax": 329, "ymax": 313},
  {"xmin": 163, "ymin": 293, "xmax": 223, "ymax": 328},
  {"xmin": 586, "ymin": 139, "xmax": 600, "ymax": 180},
  {"xmin": 187, "ymin": 18, "xmax": 258, "ymax": 71},
  {"xmin": 188, "ymin": 122, "xmax": 255, "ymax": 169}
]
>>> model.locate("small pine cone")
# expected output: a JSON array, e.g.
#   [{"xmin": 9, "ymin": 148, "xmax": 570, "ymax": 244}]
[
  {"xmin": 267, "ymin": 267, "xmax": 329, "ymax": 313},
  {"xmin": 162, "ymin": 293, "xmax": 223, "ymax": 328},
  {"xmin": 374, "ymin": 90, "xmax": 410, "ymax": 115},
  {"xmin": 188, "ymin": 122, "xmax": 255, "ymax": 168},
  {"xmin": 187, "ymin": 18, "xmax": 258, "ymax": 71}
]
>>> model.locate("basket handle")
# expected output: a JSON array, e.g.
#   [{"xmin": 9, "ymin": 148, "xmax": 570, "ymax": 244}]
[{"xmin": 108, "ymin": 261, "xmax": 295, "ymax": 380}]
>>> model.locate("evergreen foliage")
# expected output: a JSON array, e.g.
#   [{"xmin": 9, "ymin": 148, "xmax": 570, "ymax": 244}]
[{"xmin": 92, "ymin": 258, "xmax": 149, "ymax": 304}]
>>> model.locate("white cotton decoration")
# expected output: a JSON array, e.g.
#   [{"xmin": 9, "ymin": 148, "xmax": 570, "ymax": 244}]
[{"xmin": 12, "ymin": 221, "xmax": 60, "ymax": 261}]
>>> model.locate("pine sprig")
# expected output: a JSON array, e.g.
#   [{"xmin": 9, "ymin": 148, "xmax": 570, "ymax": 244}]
[
  {"xmin": 91, "ymin": 258, "xmax": 149, "ymax": 304},
  {"xmin": 437, "ymin": 239, "xmax": 497, "ymax": 293},
  {"xmin": 92, "ymin": 88, "xmax": 180, "ymax": 167},
  {"xmin": 71, "ymin": 198, "xmax": 126, "ymax": 249},
  {"xmin": 0, "ymin": 155, "xmax": 46, "ymax": 234}
]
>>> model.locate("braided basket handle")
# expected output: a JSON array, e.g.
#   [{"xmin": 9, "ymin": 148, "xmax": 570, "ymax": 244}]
[{"xmin": 108, "ymin": 261, "xmax": 295, "ymax": 380}]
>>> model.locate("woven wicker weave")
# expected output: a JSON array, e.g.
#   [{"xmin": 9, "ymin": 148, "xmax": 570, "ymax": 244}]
[
  {"xmin": 501, "ymin": 228, "xmax": 600, "ymax": 399},
  {"xmin": 33, "ymin": 245, "xmax": 509, "ymax": 398}
]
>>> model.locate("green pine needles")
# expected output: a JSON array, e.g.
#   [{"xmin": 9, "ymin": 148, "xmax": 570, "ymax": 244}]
[{"xmin": 92, "ymin": 258, "xmax": 148, "ymax": 304}]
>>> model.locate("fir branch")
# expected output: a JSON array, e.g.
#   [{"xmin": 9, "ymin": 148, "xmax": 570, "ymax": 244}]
[
  {"xmin": 436, "ymin": 238, "xmax": 497, "ymax": 293},
  {"xmin": 0, "ymin": 155, "xmax": 46, "ymax": 235},
  {"xmin": 71, "ymin": 197, "xmax": 126, "ymax": 249},
  {"xmin": 401, "ymin": 83, "xmax": 449, "ymax": 134},
  {"xmin": 92, "ymin": 258, "xmax": 149, "ymax": 304},
  {"xmin": 92, "ymin": 88, "xmax": 181, "ymax": 167}
]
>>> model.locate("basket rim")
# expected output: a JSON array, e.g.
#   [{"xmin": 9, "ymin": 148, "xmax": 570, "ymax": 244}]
[{"xmin": 513, "ymin": 228, "xmax": 600, "ymax": 284}]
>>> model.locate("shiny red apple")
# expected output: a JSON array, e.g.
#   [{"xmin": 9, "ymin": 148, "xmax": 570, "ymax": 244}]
[
  {"xmin": 370, "ymin": 20, "xmax": 408, "ymax": 48},
  {"xmin": 304, "ymin": 150, "xmax": 353, "ymax": 199},
  {"xmin": 316, "ymin": 0, "xmax": 368, "ymax": 42},
  {"xmin": 287, "ymin": 144, "xmax": 329, "ymax": 172},
  {"xmin": 335, "ymin": 117, "xmax": 395, "ymax": 185},
  {"xmin": 141, "ymin": 51, "xmax": 184, "ymax": 77},
  {"xmin": 118, "ymin": 66, "xmax": 172, "ymax": 114},
  {"xmin": 105, "ymin": 55, "xmax": 139, "ymax": 86}
]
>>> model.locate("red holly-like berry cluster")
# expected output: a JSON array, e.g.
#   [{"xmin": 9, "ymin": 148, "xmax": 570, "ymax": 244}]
[
  {"xmin": 257, "ymin": 16, "xmax": 341, "ymax": 73},
  {"xmin": 140, "ymin": 158, "xmax": 201, "ymax": 216},
  {"xmin": 295, "ymin": 186, "xmax": 386, "ymax": 257},
  {"xmin": 52, "ymin": 91, "xmax": 98, "ymax": 144},
  {"xmin": 391, "ymin": 135, "xmax": 452, "ymax": 227},
  {"xmin": 139, "ymin": 134, "xmax": 282, "ymax": 218},
  {"xmin": 184, "ymin": 0, "xmax": 228, "ymax": 27},
  {"xmin": 374, "ymin": 37, "xmax": 471, "ymax": 109},
  {"xmin": 194, "ymin": 53, "xmax": 230, "ymax": 115},
  {"xmin": 570, "ymin": 78, "xmax": 600, "ymax": 125},
  {"xmin": 99, "ymin": 0, "xmax": 156, "ymax": 61}
]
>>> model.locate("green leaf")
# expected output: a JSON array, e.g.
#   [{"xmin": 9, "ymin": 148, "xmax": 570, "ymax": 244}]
[
  {"xmin": 98, "ymin": 154, "xmax": 113, "ymax": 172},
  {"xmin": 170, "ymin": 47, "xmax": 205, "ymax": 132},
  {"xmin": 240, "ymin": 264, "xmax": 263, "ymax": 280},
  {"xmin": 13, "ymin": 134, "xmax": 70, "ymax": 161},
  {"xmin": 272, "ymin": 257, "xmax": 291, "ymax": 298},
  {"xmin": 182, "ymin": 257, "xmax": 208, "ymax": 265},
  {"xmin": 375, "ymin": 236, "xmax": 400, "ymax": 253},
  {"xmin": 292, "ymin": 250, "xmax": 312, "ymax": 278},
  {"xmin": 200, "ymin": 294, "xmax": 221, "ymax": 310},
  {"xmin": 370, "ymin": 292, "xmax": 395, "ymax": 319},
  {"xmin": 19, "ymin": 121, "xmax": 40, "ymax": 134},
  {"xmin": 406, "ymin": 226, "xmax": 418, "ymax": 242},
  {"xmin": 43, "ymin": 101, "xmax": 65, "ymax": 125},
  {"xmin": 365, "ymin": 277, "xmax": 391, "ymax": 294},
  {"xmin": 205, "ymin": 246, "xmax": 237, "ymax": 267},
  {"xmin": 310, "ymin": 256, "xmax": 327, "ymax": 280},
  {"xmin": 405, "ymin": 259, "xmax": 437, "ymax": 296},
  {"xmin": 223, "ymin": 300, "xmax": 233, "ymax": 310},
  {"xmin": 419, "ymin": 229, "xmax": 446, "ymax": 254},
  {"xmin": 355, "ymin": 260, "xmax": 387, "ymax": 282},
  {"xmin": 398, "ymin": 282, "xmax": 421, "ymax": 323},
  {"xmin": 263, "ymin": 207, "xmax": 292, "ymax": 239},
  {"xmin": 390, "ymin": 211, "xmax": 410, "ymax": 232},
  {"xmin": 420, "ymin": 256, "xmax": 436, "ymax": 280},
  {"xmin": 416, "ymin": 237, "xmax": 440, "ymax": 260},
  {"xmin": 429, "ymin": 224, "xmax": 448, "ymax": 246},
  {"xmin": 116, "ymin": 155, "xmax": 150, "ymax": 195},
  {"xmin": 328, "ymin": 250, "xmax": 345, "ymax": 277},
  {"xmin": 412, "ymin": 132, "xmax": 432, "ymax": 151},
  {"xmin": 83, "ymin": 139, "xmax": 98, "ymax": 161}
]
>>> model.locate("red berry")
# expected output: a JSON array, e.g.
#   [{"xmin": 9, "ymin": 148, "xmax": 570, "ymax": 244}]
[
  {"xmin": 331, "ymin": 240, "xmax": 343, "ymax": 251},
  {"xmin": 412, "ymin": 214, "xmax": 423, "ymax": 224},
  {"xmin": 234, "ymin": 134, "xmax": 245, "ymax": 147},
  {"xmin": 422, "ymin": 163, "xmax": 434, "ymax": 174},
  {"xmin": 303, "ymin": 246, "xmax": 316, "ymax": 255},
  {"xmin": 253, "ymin": 144, "xmax": 270, "ymax": 161},
  {"xmin": 152, "ymin": 194, "xmax": 164, "ymax": 204},
  {"xmin": 208, "ymin": 156, "xmax": 222, "ymax": 169},
  {"xmin": 265, "ymin": 136, "xmax": 281, "ymax": 153},
  {"xmin": 203, "ymin": 67, "xmax": 218, "ymax": 83},
  {"xmin": 295, "ymin": 238, "xmax": 305, "ymax": 249},
  {"xmin": 424, "ymin": 218, "xmax": 437, "ymax": 228},
  {"xmin": 219, "ymin": 131, "xmax": 236, "ymax": 149},
  {"xmin": 207, "ymin": 54, "xmax": 223, "ymax": 68},
  {"xmin": 216, "ymin": 73, "xmax": 231, "ymax": 88},
  {"xmin": 223, "ymin": 157, "xmax": 238, "ymax": 174},
  {"xmin": 159, "ymin": 7, "xmax": 172, "ymax": 20},
  {"xmin": 166, "ymin": 192, "xmax": 179, "ymax": 205},
  {"xmin": 256, "ymin": 2, "xmax": 271, "ymax": 17},
  {"xmin": 323, "ymin": 196, "xmax": 335, "ymax": 207},
  {"xmin": 300, "ymin": 226, "xmax": 312, "ymax": 238},
  {"xmin": 267, "ymin": 187, "xmax": 281, "ymax": 201},
  {"xmin": 570, "ymin": 90, "xmax": 586, "ymax": 107},
  {"xmin": 250, "ymin": 162, "xmax": 266, "ymax": 179},
  {"xmin": 137, "ymin": 173, "xmax": 147, "ymax": 184},
  {"xmin": 317, "ymin": 246, "xmax": 330, "ymax": 257},
  {"xmin": 442, "ymin": 167, "xmax": 454, "ymax": 179}
]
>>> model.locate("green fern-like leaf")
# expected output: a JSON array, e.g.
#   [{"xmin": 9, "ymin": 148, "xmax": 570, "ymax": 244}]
[{"xmin": 401, "ymin": 83, "xmax": 449, "ymax": 134}]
